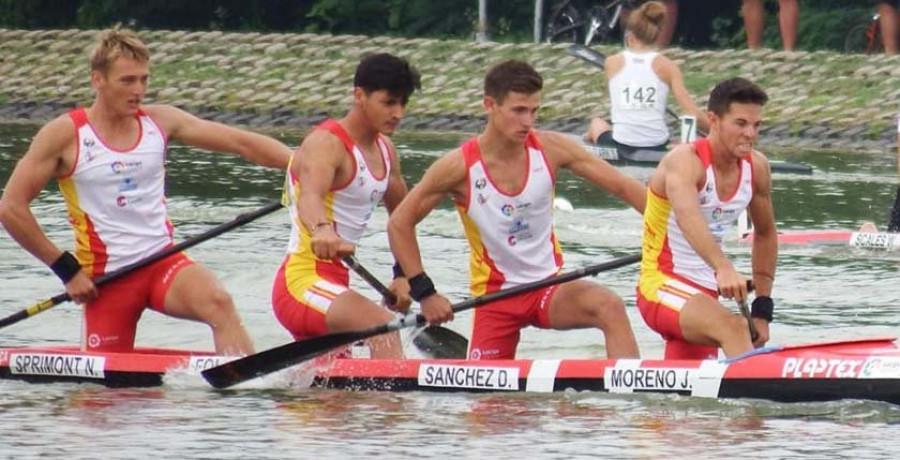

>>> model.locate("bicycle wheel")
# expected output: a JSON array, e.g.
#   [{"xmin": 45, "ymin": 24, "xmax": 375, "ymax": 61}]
[
  {"xmin": 545, "ymin": 3, "xmax": 583, "ymax": 44},
  {"xmin": 844, "ymin": 21, "xmax": 882, "ymax": 54}
]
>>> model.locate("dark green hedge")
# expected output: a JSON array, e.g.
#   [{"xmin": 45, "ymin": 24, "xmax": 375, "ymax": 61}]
[{"xmin": 0, "ymin": 0, "xmax": 884, "ymax": 52}]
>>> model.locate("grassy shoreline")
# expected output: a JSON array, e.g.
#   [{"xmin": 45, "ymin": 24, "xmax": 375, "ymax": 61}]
[{"xmin": 0, "ymin": 28, "xmax": 898, "ymax": 153}]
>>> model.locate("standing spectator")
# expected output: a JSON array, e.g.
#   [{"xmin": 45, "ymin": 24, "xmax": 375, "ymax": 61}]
[
  {"xmin": 656, "ymin": 0, "xmax": 678, "ymax": 47},
  {"xmin": 742, "ymin": 0, "xmax": 799, "ymax": 51},
  {"xmin": 878, "ymin": 0, "xmax": 899, "ymax": 55}
]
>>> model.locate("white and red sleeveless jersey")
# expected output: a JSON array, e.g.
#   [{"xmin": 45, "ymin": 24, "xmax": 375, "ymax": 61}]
[
  {"xmin": 282, "ymin": 119, "xmax": 392, "ymax": 279},
  {"xmin": 639, "ymin": 138, "xmax": 753, "ymax": 292},
  {"xmin": 58, "ymin": 108, "xmax": 172, "ymax": 276},
  {"xmin": 455, "ymin": 132, "xmax": 563, "ymax": 296}
]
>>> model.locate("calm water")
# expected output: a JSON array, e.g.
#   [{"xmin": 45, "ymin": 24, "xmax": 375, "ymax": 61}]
[{"xmin": 0, "ymin": 122, "xmax": 899, "ymax": 459}]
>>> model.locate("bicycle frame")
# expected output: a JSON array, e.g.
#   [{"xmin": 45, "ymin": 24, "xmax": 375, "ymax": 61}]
[
  {"xmin": 584, "ymin": 1, "xmax": 625, "ymax": 46},
  {"xmin": 545, "ymin": 0, "xmax": 633, "ymax": 46},
  {"xmin": 866, "ymin": 13, "xmax": 881, "ymax": 54}
]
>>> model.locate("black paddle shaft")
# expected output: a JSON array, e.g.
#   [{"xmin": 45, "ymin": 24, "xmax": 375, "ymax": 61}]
[
  {"xmin": 0, "ymin": 202, "xmax": 283, "ymax": 330},
  {"xmin": 202, "ymin": 253, "xmax": 641, "ymax": 389}
]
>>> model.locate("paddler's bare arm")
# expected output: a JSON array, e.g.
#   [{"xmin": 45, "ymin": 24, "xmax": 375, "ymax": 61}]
[
  {"xmin": 145, "ymin": 105, "xmax": 291, "ymax": 169},
  {"xmin": 387, "ymin": 149, "xmax": 465, "ymax": 325},
  {"xmin": 656, "ymin": 57, "xmax": 710, "ymax": 133},
  {"xmin": 380, "ymin": 137, "xmax": 412, "ymax": 313},
  {"xmin": 747, "ymin": 151, "xmax": 777, "ymax": 297},
  {"xmin": 537, "ymin": 130, "xmax": 646, "ymax": 213},
  {"xmin": 293, "ymin": 130, "xmax": 354, "ymax": 260},
  {"xmin": 0, "ymin": 116, "xmax": 96, "ymax": 302},
  {"xmin": 388, "ymin": 148, "xmax": 466, "ymax": 278},
  {"xmin": 660, "ymin": 145, "xmax": 747, "ymax": 301}
]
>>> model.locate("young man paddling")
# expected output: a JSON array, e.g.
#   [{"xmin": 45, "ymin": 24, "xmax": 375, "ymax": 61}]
[
  {"xmin": 636, "ymin": 77, "xmax": 777, "ymax": 359},
  {"xmin": 388, "ymin": 60, "xmax": 645, "ymax": 360},
  {"xmin": 0, "ymin": 27, "xmax": 292, "ymax": 354},
  {"xmin": 271, "ymin": 53, "xmax": 419, "ymax": 359}
]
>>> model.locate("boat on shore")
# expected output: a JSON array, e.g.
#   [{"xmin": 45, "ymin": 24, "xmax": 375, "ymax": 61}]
[
  {"xmin": 2, "ymin": 337, "xmax": 899, "ymax": 405},
  {"xmin": 578, "ymin": 137, "xmax": 814, "ymax": 175}
]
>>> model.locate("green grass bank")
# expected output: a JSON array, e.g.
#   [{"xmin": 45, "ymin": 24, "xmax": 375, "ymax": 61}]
[{"xmin": 1, "ymin": 28, "xmax": 898, "ymax": 153}]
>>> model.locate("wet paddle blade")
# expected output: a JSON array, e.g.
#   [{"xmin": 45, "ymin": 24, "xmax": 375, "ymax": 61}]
[
  {"xmin": 202, "ymin": 328, "xmax": 379, "ymax": 389},
  {"xmin": 412, "ymin": 326, "xmax": 468, "ymax": 359}
]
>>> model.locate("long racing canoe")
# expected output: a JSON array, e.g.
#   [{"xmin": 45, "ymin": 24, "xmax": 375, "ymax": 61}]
[
  {"xmin": 1, "ymin": 337, "xmax": 899, "ymax": 405},
  {"xmin": 579, "ymin": 137, "xmax": 814, "ymax": 174}
]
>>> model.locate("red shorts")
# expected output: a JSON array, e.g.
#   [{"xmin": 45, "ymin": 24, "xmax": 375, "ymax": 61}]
[
  {"xmin": 636, "ymin": 276, "xmax": 718, "ymax": 360},
  {"xmin": 271, "ymin": 257, "xmax": 349, "ymax": 340},
  {"xmin": 468, "ymin": 285, "xmax": 559, "ymax": 360},
  {"xmin": 84, "ymin": 252, "xmax": 193, "ymax": 352}
]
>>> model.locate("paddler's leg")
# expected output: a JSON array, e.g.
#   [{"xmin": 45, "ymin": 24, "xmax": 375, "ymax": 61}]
[
  {"xmin": 158, "ymin": 256, "xmax": 255, "ymax": 356},
  {"xmin": 83, "ymin": 273, "xmax": 146, "ymax": 352},
  {"xmin": 584, "ymin": 118, "xmax": 612, "ymax": 144},
  {"xmin": 324, "ymin": 291, "xmax": 403, "ymax": 359},
  {"xmin": 547, "ymin": 279, "xmax": 640, "ymax": 359},
  {"xmin": 859, "ymin": 221, "xmax": 878, "ymax": 233},
  {"xmin": 678, "ymin": 295, "xmax": 753, "ymax": 358}
]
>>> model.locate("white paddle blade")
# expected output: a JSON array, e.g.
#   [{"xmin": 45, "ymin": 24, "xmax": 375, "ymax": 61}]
[{"xmin": 679, "ymin": 115, "xmax": 697, "ymax": 143}]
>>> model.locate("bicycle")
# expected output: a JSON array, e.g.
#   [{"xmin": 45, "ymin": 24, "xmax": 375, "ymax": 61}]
[
  {"xmin": 544, "ymin": 0, "xmax": 639, "ymax": 46},
  {"xmin": 844, "ymin": 11, "xmax": 884, "ymax": 54}
]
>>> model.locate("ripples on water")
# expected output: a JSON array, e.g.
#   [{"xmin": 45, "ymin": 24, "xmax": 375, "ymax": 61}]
[{"xmin": 0, "ymin": 124, "xmax": 899, "ymax": 458}]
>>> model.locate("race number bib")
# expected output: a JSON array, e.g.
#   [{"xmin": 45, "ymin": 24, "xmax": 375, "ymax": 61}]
[{"xmin": 619, "ymin": 82, "xmax": 658, "ymax": 110}]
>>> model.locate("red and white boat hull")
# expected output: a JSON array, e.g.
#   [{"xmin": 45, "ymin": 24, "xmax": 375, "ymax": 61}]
[
  {"xmin": 740, "ymin": 230, "xmax": 900, "ymax": 250},
  {"xmin": 1, "ymin": 338, "xmax": 899, "ymax": 405}
]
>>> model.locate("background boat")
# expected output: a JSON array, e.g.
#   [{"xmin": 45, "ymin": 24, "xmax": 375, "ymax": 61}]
[{"xmin": 576, "ymin": 135, "xmax": 814, "ymax": 174}]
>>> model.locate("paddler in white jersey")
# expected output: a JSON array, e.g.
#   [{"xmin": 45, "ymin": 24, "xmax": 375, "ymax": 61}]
[
  {"xmin": 0, "ymin": 27, "xmax": 292, "ymax": 355},
  {"xmin": 584, "ymin": 0, "xmax": 708, "ymax": 151},
  {"xmin": 388, "ymin": 60, "xmax": 646, "ymax": 361},
  {"xmin": 636, "ymin": 77, "xmax": 777, "ymax": 359},
  {"xmin": 272, "ymin": 53, "xmax": 419, "ymax": 359}
]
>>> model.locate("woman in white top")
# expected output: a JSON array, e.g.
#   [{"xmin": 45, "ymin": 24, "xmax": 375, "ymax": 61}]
[{"xmin": 584, "ymin": 1, "xmax": 708, "ymax": 150}]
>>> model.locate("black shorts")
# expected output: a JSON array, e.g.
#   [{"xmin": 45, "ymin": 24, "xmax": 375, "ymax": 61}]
[{"xmin": 595, "ymin": 131, "xmax": 668, "ymax": 154}]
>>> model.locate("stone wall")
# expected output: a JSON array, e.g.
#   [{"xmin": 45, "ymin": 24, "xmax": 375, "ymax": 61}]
[{"xmin": 1, "ymin": 28, "xmax": 898, "ymax": 152}]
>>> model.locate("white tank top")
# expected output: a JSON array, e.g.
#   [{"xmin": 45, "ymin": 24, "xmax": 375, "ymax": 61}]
[
  {"xmin": 284, "ymin": 119, "xmax": 391, "ymax": 257},
  {"xmin": 642, "ymin": 139, "xmax": 753, "ymax": 290},
  {"xmin": 455, "ymin": 132, "xmax": 563, "ymax": 296},
  {"xmin": 58, "ymin": 108, "xmax": 172, "ymax": 276},
  {"xmin": 609, "ymin": 50, "xmax": 670, "ymax": 147}
]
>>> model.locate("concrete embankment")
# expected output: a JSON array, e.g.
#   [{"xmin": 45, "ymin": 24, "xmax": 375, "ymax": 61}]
[{"xmin": 1, "ymin": 28, "xmax": 898, "ymax": 152}]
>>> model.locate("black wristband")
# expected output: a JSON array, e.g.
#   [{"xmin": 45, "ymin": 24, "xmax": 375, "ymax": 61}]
[
  {"xmin": 50, "ymin": 251, "xmax": 81, "ymax": 284},
  {"xmin": 392, "ymin": 262, "xmax": 405, "ymax": 279},
  {"xmin": 408, "ymin": 272, "xmax": 437, "ymax": 301},
  {"xmin": 751, "ymin": 296, "xmax": 774, "ymax": 322}
]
